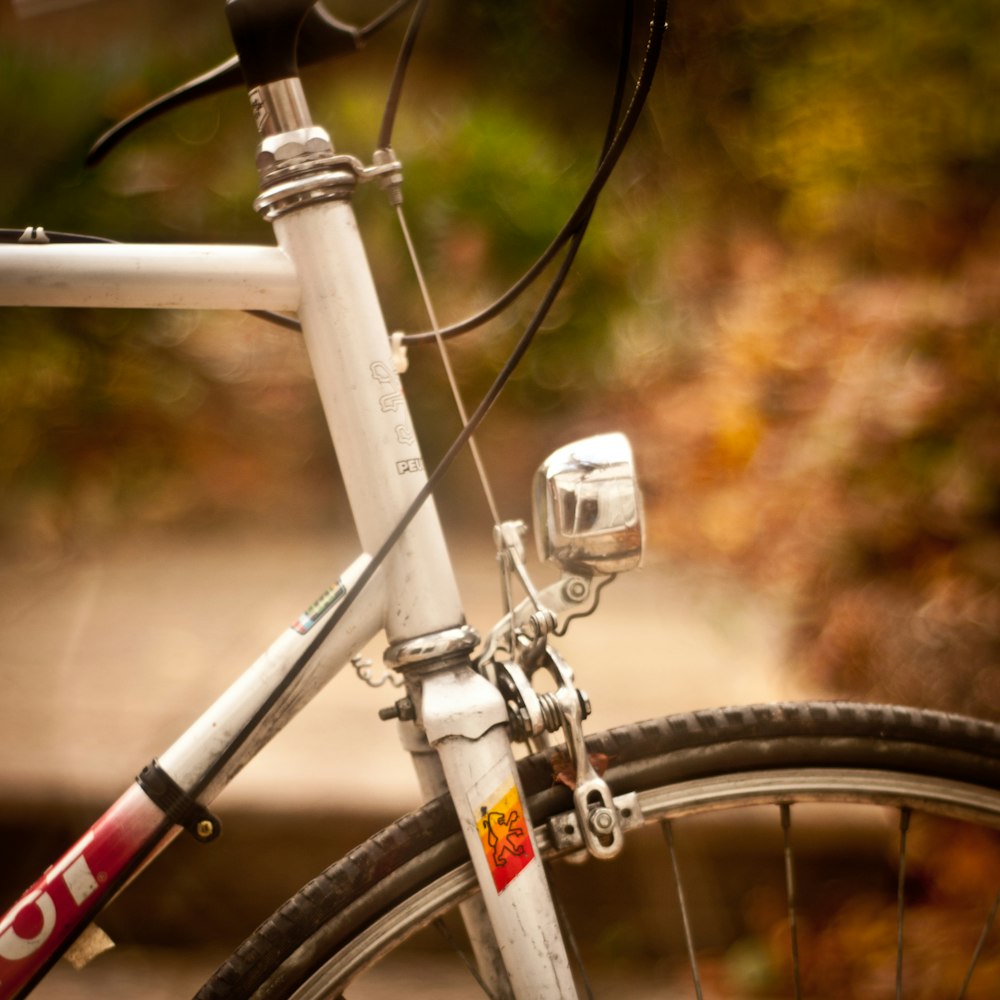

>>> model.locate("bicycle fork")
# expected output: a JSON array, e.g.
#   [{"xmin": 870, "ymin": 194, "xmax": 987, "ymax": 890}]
[{"xmin": 388, "ymin": 637, "xmax": 579, "ymax": 999}]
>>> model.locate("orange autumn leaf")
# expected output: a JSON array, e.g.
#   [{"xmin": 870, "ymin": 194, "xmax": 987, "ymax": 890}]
[{"xmin": 550, "ymin": 750, "xmax": 611, "ymax": 790}]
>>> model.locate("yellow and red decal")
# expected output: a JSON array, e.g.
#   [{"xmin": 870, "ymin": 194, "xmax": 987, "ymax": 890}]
[{"xmin": 476, "ymin": 782, "xmax": 535, "ymax": 893}]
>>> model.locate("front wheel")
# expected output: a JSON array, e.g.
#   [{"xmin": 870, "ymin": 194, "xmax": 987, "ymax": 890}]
[{"xmin": 197, "ymin": 702, "xmax": 1000, "ymax": 998}]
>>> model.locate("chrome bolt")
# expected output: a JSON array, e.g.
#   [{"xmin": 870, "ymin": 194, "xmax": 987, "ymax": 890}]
[
  {"xmin": 378, "ymin": 697, "xmax": 415, "ymax": 722},
  {"xmin": 373, "ymin": 147, "xmax": 404, "ymax": 206},
  {"xmin": 590, "ymin": 808, "xmax": 615, "ymax": 835}
]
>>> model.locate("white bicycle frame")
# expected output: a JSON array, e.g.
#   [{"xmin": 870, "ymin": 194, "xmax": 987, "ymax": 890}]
[{"xmin": 0, "ymin": 85, "xmax": 578, "ymax": 1000}]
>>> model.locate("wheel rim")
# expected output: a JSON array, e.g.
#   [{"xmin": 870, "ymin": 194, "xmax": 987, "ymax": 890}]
[{"xmin": 285, "ymin": 767, "xmax": 1000, "ymax": 998}]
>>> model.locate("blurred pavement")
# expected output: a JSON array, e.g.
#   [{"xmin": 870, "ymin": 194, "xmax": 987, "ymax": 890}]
[
  {"xmin": 0, "ymin": 525, "xmax": 798, "ymax": 816},
  {"xmin": 0, "ymin": 525, "xmax": 800, "ymax": 997}
]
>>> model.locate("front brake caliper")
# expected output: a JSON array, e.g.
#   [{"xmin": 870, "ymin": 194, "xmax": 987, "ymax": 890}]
[
  {"xmin": 496, "ymin": 646, "xmax": 626, "ymax": 860},
  {"xmin": 483, "ymin": 516, "xmax": 630, "ymax": 860}
]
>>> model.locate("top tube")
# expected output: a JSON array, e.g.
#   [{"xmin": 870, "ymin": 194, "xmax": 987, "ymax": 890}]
[{"xmin": 0, "ymin": 242, "xmax": 298, "ymax": 310}]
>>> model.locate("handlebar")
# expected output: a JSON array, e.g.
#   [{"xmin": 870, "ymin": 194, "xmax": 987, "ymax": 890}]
[
  {"xmin": 226, "ymin": 0, "xmax": 327, "ymax": 87},
  {"xmin": 87, "ymin": 1, "xmax": 413, "ymax": 165}
]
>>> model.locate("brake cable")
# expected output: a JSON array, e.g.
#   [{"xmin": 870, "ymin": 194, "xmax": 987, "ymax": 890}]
[
  {"xmin": 254, "ymin": 0, "xmax": 653, "ymax": 345},
  {"xmin": 403, "ymin": 0, "xmax": 639, "ymax": 345},
  {"xmin": 388, "ymin": 0, "xmax": 636, "ymax": 528},
  {"xmin": 190, "ymin": 0, "xmax": 668, "ymax": 796},
  {"xmin": 8, "ymin": 0, "xmax": 668, "ymax": 794}
]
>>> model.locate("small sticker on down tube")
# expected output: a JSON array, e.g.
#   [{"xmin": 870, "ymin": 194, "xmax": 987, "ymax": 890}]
[{"xmin": 292, "ymin": 581, "xmax": 347, "ymax": 635}]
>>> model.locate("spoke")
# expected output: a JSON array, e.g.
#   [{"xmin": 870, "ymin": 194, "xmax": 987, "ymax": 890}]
[
  {"xmin": 896, "ymin": 807, "xmax": 911, "ymax": 1000},
  {"xmin": 662, "ymin": 820, "xmax": 705, "ymax": 1000},
  {"xmin": 958, "ymin": 891, "xmax": 1000, "ymax": 999},
  {"xmin": 432, "ymin": 918, "xmax": 499, "ymax": 999},
  {"xmin": 780, "ymin": 804, "xmax": 803, "ymax": 1000},
  {"xmin": 549, "ymin": 869, "xmax": 596, "ymax": 1000}
]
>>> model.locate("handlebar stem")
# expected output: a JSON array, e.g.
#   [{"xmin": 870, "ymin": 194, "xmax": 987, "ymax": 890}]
[
  {"xmin": 226, "ymin": 0, "xmax": 314, "ymax": 88},
  {"xmin": 250, "ymin": 78, "xmax": 313, "ymax": 136}
]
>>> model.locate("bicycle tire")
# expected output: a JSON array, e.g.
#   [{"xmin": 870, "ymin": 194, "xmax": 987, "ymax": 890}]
[{"xmin": 195, "ymin": 702, "xmax": 1000, "ymax": 999}]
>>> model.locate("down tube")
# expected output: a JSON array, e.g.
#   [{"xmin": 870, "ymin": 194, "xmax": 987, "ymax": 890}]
[
  {"xmin": 0, "ymin": 786, "xmax": 175, "ymax": 1000},
  {"xmin": 0, "ymin": 555, "xmax": 383, "ymax": 999},
  {"xmin": 156, "ymin": 552, "xmax": 385, "ymax": 802}
]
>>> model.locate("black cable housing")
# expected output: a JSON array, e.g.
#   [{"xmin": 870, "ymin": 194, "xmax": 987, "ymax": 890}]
[
  {"xmin": 190, "ymin": 0, "xmax": 669, "ymax": 797},
  {"xmin": 377, "ymin": 0, "xmax": 429, "ymax": 151},
  {"xmin": 404, "ymin": 0, "xmax": 653, "ymax": 344}
]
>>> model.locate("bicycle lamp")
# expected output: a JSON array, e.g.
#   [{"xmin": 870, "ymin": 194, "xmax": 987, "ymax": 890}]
[{"xmin": 533, "ymin": 432, "xmax": 644, "ymax": 575}]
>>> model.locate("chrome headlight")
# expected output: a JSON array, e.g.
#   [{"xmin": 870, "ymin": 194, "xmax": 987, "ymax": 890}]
[{"xmin": 533, "ymin": 432, "xmax": 644, "ymax": 576}]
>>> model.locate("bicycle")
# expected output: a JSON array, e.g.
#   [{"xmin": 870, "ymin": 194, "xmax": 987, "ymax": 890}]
[{"xmin": 1, "ymin": 1, "xmax": 999, "ymax": 998}]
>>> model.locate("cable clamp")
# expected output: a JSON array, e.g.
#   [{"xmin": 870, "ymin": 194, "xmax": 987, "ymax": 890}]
[
  {"xmin": 136, "ymin": 760, "xmax": 222, "ymax": 843},
  {"xmin": 18, "ymin": 226, "xmax": 49, "ymax": 244}
]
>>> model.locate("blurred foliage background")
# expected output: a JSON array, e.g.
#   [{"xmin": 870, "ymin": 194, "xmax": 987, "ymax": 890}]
[{"xmin": 1, "ymin": 0, "xmax": 998, "ymax": 716}]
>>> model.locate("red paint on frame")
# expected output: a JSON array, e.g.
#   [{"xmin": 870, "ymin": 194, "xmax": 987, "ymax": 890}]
[{"xmin": 0, "ymin": 784, "xmax": 172, "ymax": 999}]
